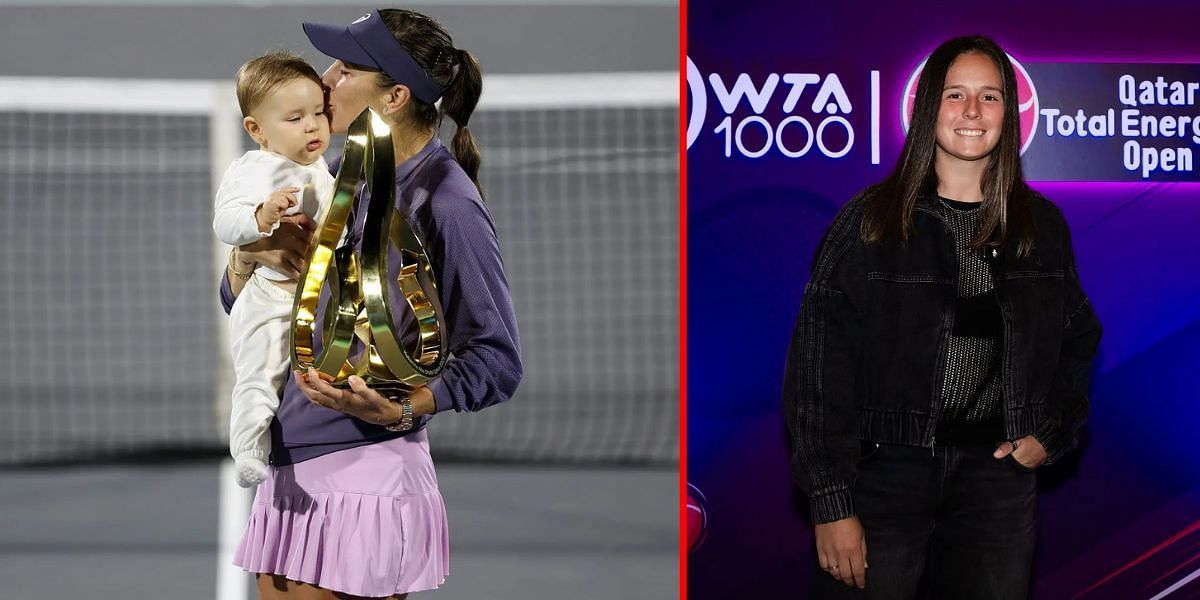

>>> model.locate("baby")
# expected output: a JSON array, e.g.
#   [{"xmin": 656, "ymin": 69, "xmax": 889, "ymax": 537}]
[{"xmin": 214, "ymin": 51, "xmax": 335, "ymax": 487}]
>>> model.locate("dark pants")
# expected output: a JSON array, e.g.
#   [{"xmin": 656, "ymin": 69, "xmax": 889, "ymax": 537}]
[{"xmin": 813, "ymin": 443, "xmax": 1037, "ymax": 600}]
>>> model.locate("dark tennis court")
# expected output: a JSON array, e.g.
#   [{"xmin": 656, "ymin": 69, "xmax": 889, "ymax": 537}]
[{"xmin": 0, "ymin": 461, "xmax": 676, "ymax": 599}]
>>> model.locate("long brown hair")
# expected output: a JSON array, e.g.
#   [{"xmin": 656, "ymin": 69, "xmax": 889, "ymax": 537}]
[
  {"xmin": 361, "ymin": 8, "xmax": 485, "ymax": 197},
  {"xmin": 862, "ymin": 35, "xmax": 1036, "ymax": 257}
]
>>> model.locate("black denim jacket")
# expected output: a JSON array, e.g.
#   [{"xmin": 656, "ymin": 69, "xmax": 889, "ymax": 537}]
[{"xmin": 783, "ymin": 192, "xmax": 1102, "ymax": 524}]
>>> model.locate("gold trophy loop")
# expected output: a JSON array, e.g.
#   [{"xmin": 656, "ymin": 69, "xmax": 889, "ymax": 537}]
[{"xmin": 290, "ymin": 108, "xmax": 448, "ymax": 392}]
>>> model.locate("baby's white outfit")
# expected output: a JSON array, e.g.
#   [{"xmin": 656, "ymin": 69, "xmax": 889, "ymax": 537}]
[{"xmin": 213, "ymin": 150, "xmax": 336, "ymax": 488}]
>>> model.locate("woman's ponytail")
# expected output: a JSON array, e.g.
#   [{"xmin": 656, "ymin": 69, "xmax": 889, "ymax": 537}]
[
  {"xmin": 441, "ymin": 49, "xmax": 483, "ymax": 197},
  {"xmin": 376, "ymin": 9, "xmax": 487, "ymax": 197}
]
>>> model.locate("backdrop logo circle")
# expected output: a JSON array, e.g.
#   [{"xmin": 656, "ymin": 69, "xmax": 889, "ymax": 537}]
[
  {"xmin": 901, "ymin": 53, "xmax": 1039, "ymax": 155},
  {"xmin": 687, "ymin": 57, "xmax": 707, "ymax": 150},
  {"xmin": 687, "ymin": 482, "xmax": 710, "ymax": 551}
]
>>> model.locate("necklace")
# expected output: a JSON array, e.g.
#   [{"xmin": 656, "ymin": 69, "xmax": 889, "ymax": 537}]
[{"xmin": 938, "ymin": 196, "xmax": 982, "ymax": 213}]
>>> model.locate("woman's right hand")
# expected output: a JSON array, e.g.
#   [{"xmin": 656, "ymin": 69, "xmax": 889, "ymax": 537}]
[
  {"xmin": 237, "ymin": 213, "xmax": 317, "ymax": 278},
  {"xmin": 814, "ymin": 516, "xmax": 868, "ymax": 589}
]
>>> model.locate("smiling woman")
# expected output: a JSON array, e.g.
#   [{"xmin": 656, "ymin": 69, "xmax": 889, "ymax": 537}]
[
  {"xmin": 934, "ymin": 52, "xmax": 1005, "ymax": 172},
  {"xmin": 783, "ymin": 35, "xmax": 1102, "ymax": 598}
]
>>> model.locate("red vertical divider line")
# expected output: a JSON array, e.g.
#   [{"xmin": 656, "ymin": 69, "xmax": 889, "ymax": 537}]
[{"xmin": 678, "ymin": 0, "xmax": 689, "ymax": 598}]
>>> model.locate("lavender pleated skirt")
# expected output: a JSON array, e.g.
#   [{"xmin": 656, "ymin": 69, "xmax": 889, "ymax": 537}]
[{"xmin": 233, "ymin": 429, "xmax": 449, "ymax": 597}]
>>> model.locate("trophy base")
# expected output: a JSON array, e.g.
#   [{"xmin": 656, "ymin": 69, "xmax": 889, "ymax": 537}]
[{"xmin": 328, "ymin": 378, "xmax": 415, "ymax": 397}]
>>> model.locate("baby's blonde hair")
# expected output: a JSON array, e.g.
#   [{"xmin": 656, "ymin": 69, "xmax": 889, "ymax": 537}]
[{"xmin": 235, "ymin": 51, "xmax": 324, "ymax": 118}]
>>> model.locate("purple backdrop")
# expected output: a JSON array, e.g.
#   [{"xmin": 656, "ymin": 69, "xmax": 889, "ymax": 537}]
[{"xmin": 687, "ymin": 1, "xmax": 1200, "ymax": 598}]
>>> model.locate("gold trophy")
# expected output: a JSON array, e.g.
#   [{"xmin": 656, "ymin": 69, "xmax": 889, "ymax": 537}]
[{"xmin": 290, "ymin": 108, "xmax": 447, "ymax": 392}]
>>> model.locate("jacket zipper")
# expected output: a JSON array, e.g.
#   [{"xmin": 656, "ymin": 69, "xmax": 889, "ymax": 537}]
[
  {"xmin": 915, "ymin": 204, "xmax": 956, "ymax": 453},
  {"xmin": 991, "ymin": 247, "xmax": 1014, "ymax": 442}
]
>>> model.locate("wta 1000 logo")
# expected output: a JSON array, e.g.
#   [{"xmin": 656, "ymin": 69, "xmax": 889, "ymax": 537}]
[{"xmin": 687, "ymin": 57, "xmax": 882, "ymax": 163}]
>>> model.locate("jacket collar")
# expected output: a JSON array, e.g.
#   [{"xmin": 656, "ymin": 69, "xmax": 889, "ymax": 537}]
[
  {"xmin": 912, "ymin": 193, "xmax": 942, "ymax": 218},
  {"xmin": 395, "ymin": 136, "xmax": 442, "ymax": 186}
]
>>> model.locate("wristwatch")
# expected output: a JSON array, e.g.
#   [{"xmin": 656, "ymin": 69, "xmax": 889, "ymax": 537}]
[{"xmin": 383, "ymin": 395, "xmax": 415, "ymax": 432}]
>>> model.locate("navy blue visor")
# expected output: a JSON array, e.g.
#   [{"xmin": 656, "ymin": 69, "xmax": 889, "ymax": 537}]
[{"xmin": 303, "ymin": 10, "xmax": 444, "ymax": 104}]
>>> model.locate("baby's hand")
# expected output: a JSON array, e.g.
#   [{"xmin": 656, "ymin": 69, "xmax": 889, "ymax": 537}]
[{"xmin": 256, "ymin": 187, "xmax": 300, "ymax": 232}]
